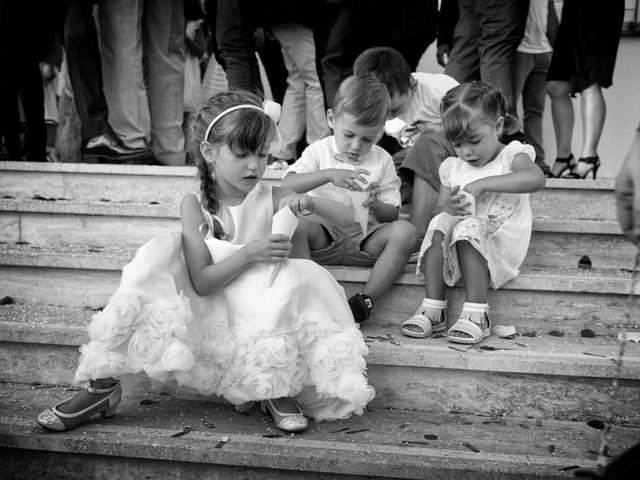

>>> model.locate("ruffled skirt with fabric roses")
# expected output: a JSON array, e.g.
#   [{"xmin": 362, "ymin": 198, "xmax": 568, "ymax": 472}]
[{"xmin": 74, "ymin": 232, "xmax": 375, "ymax": 422}]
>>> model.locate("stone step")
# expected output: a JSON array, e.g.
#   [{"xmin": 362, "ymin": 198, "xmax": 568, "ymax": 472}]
[
  {"xmin": 1, "ymin": 161, "xmax": 618, "ymax": 221},
  {"xmin": 2, "ymin": 382, "xmax": 637, "ymax": 480},
  {"xmin": 0, "ymin": 198, "xmax": 633, "ymax": 271},
  {"xmin": 0, "ymin": 242, "xmax": 637, "ymax": 333},
  {"xmin": 1, "ymin": 304, "xmax": 639, "ymax": 422}
]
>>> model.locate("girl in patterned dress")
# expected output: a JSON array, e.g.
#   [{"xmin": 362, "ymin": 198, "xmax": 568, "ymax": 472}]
[{"xmin": 401, "ymin": 81, "xmax": 546, "ymax": 344}]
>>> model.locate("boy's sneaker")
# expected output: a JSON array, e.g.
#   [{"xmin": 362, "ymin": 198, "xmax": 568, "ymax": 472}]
[{"xmin": 348, "ymin": 293, "xmax": 373, "ymax": 324}]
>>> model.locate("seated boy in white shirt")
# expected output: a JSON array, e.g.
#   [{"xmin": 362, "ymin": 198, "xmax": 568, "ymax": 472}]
[{"xmin": 282, "ymin": 75, "xmax": 417, "ymax": 323}]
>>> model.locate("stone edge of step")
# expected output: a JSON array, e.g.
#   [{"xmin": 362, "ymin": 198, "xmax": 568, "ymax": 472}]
[
  {"xmin": 3, "ymin": 243, "xmax": 634, "ymax": 294},
  {"xmin": 0, "ymin": 161, "xmax": 616, "ymax": 190},
  {"xmin": 0, "ymin": 198, "xmax": 624, "ymax": 233},
  {"xmin": 1, "ymin": 305, "xmax": 637, "ymax": 380}
]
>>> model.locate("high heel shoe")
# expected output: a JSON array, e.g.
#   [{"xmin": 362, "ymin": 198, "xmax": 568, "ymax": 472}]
[
  {"xmin": 549, "ymin": 153, "xmax": 576, "ymax": 178},
  {"xmin": 566, "ymin": 155, "xmax": 600, "ymax": 179},
  {"xmin": 37, "ymin": 381, "xmax": 122, "ymax": 431},
  {"xmin": 260, "ymin": 398, "xmax": 308, "ymax": 433}
]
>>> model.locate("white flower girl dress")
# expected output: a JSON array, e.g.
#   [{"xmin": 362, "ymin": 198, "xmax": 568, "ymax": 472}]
[{"xmin": 74, "ymin": 182, "xmax": 375, "ymax": 422}]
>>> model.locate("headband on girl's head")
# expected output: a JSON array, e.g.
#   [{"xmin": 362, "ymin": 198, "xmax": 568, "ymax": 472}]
[{"xmin": 204, "ymin": 100, "xmax": 282, "ymax": 142}]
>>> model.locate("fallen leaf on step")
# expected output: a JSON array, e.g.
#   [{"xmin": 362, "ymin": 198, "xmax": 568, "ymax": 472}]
[
  {"xmin": 580, "ymin": 328, "xmax": 596, "ymax": 338},
  {"xmin": 399, "ymin": 423, "xmax": 410, "ymax": 429},
  {"xmin": 214, "ymin": 436, "xmax": 229, "ymax": 448},
  {"xmin": 462, "ymin": 442, "xmax": 480, "ymax": 453},
  {"xmin": 262, "ymin": 433, "xmax": 283, "ymax": 438},
  {"xmin": 558, "ymin": 465, "xmax": 580, "ymax": 472},
  {"xmin": 583, "ymin": 351, "xmax": 606, "ymax": 357},
  {"xmin": 548, "ymin": 330, "xmax": 565, "ymax": 337},
  {"xmin": 170, "ymin": 426, "xmax": 192, "ymax": 437},
  {"xmin": 578, "ymin": 255, "xmax": 592, "ymax": 269},
  {"xmin": 423, "ymin": 434, "xmax": 438, "ymax": 440},
  {"xmin": 619, "ymin": 332, "xmax": 640, "ymax": 343},
  {"xmin": 587, "ymin": 420, "xmax": 605, "ymax": 430},
  {"xmin": 32, "ymin": 194, "xmax": 56, "ymax": 201},
  {"xmin": 522, "ymin": 331, "xmax": 537, "ymax": 337},
  {"xmin": 492, "ymin": 325, "xmax": 516, "ymax": 338},
  {"xmin": 402, "ymin": 440, "xmax": 430, "ymax": 446},
  {"xmin": 138, "ymin": 399, "xmax": 157, "ymax": 406},
  {"xmin": 519, "ymin": 423, "xmax": 529, "ymax": 429},
  {"xmin": 330, "ymin": 427, "xmax": 350, "ymax": 433},
  {"xmin": 0, "ymin": 296, "xmax": 14, "ymax": 305},
  {"xmin": 515, "ymin": 342, "xmax": 528, "ymax": 347},
  {"xmin": 345, "ymin": 428, "xmax": 370, "ymax": 435},
  {"xmin": 200, "ymin": 419, "xmax": 215, "ymax": 429},
  {"xmin": 480, "ymin": 346, "xmax": 514, "ymax": 351},
  {"xmin": 548, "ymin": 444, "xmax": 556, "ymax": 453},
  {"xmin": 536, "ymin": 419, "xmax": 543, "ymax": 427}
]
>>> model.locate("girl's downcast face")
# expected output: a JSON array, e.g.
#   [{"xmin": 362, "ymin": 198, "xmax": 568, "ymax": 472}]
[
  {"xmin": 450, "ymin": 114, "xmax": 504, "ymax": 168},
  {"xmin": 212, "ymin": 144, "xmax": 269, "ymax": 201}
]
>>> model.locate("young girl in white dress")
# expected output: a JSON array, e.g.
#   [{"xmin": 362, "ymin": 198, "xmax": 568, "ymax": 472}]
[
  {"xmin": 37, "ymin": 90, "xmax": 375, "ymax": 434},
  {"xmin": 400, "ymin": 81, "xmax": 546, "ymax": 345}
]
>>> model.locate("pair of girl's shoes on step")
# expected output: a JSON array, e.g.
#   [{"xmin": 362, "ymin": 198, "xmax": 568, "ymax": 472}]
[
  {"xmin": 400, "ymin": 299, "xmax": 491, "ymax": 345},
  {"xmin": 37, "ymin": 381, "xmax": 308, "ymax": 434},
  {"xmin": 37, "ymin": 381, "xmax": 122, "ymax": 431},
  {"xmin": 550, "ymin": 154, "xmax": 600, "ymax": 179}
]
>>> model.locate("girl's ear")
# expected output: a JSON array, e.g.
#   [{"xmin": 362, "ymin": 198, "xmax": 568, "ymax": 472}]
[
  {"xmin": 200, "ymin": 141, "xmax": 216, "ymax": 162},
  {"xmin": 495, "ymin": 116, "xmax": 505, "ymax": 136},
  {"xmin": 326, "ymin": 109, "xmax": 336, "ymax": 130}
]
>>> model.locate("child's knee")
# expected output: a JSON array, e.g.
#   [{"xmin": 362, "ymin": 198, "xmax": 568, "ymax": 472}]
[{"xmin": 389, "ymin": 220, "xmax": 418, "ymax": 250}]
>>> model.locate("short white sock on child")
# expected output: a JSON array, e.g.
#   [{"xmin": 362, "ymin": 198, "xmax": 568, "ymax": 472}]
[
  {"xmin": 420, "ymin": 297, "xmax": 447, "ymax": 311},
  {"xmin": 460, "ymin": 301, "xmax": 489, "ymax": 321}
]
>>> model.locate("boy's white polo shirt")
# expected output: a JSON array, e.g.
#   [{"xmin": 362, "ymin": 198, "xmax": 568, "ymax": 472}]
[
  {"xmin": 285, "ymin": 136, "xmax": 402, "ymax": 208},
  {"xmin": 399, "ymin": 72, "xmax": 459, "ymax": 126}
]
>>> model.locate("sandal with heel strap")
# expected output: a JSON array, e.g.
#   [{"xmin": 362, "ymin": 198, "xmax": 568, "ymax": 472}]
[
  {"xmin": 447, "ymin": 303, "xmax": 491, "ymax": 345},
  {"xmin": 566, "ymin": 155, "xmax": 600, "ymax": 179},
  {"xmin": 400, "ymin": 299, "xmax": 447, "ymax": 338},
  {"xmin": 549, "ymin": 153, "xmax": 576, "ymax": 178},
  {"xmin": 37, "ymin": 381, "xmax": 122, "ymax": 431},
  {"xmin": 260, "ymin": 398, "xmax": 308, "ymax": 433}
]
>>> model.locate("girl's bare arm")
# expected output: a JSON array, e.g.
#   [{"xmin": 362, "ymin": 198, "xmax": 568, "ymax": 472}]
[
  {"xmin": 466, "ymin": 154, "xmax": 546, "ymax": 196},
  {"xmin": 180, "ymin": 194, "xmax": 290, "ymax": 295}
]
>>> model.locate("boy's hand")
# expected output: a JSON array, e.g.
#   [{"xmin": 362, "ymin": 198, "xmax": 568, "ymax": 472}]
[
  {"xmin": 403, "ymin": 120, "xmax": 441, "ymax": 138},
  {"xmin": 245, "ymin": 234, "xmax": 291, "ymax": 263},
  {"xmin": 362, "ymin": 181, "xmax": 381, "ymax": 207},
  {"xmin": 328, "ymin": 168, "xmax": 371, "ymax": 191},
  {"xmin": 278, "ymin": 194, "xmax": 313, "ymax": 216},
  {"xmin": 449, "ymin": 185, "xmax": 473, "ymax": 215}
]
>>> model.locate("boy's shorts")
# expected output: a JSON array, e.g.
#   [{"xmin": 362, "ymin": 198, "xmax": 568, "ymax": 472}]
[{"xmin": 310, "ymin": 223, "xmax": 385, "ymax": 267}]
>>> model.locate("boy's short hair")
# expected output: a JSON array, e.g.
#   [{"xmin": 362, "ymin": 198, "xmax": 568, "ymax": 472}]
[
  {"xmin": 353, "ymin": 47, "xmax": 412, "ymax": 96},
  {"xmin": 332, "ymin": 75, "xmax": 391, "ymax": 127}
]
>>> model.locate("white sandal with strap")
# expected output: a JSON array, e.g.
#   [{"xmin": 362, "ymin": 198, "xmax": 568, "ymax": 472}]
[
  {"xmin": 447, "ymin": 302, "xmax": 491, "ymax": 345},
  {"xmin": 401, "ymin": 298, "xmax": 447, "ymax": 338}
]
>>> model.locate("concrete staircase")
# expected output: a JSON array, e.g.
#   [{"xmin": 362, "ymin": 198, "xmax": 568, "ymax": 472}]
[{"xmin": 1, "ymin": 161, "xmax": 639, "ymax": 479}]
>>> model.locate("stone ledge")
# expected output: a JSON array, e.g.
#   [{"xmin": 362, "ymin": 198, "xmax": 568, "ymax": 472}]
[
  {"xmin": 0, "ymin": 160, "xmax": 286, "ymax": 181},
  {"xmin": 0, "ymin": 241, "xmax": 636, "ymax": 294},
  {"xmin": 1, "ymin": 382, "xmax": 637, "ymax": 479},
  {"xmin": 1, "ymin": 161, "xmax": 614, "ymax": 189},
  {"xmin": 1, "ymin": 305, "xmax": 638, "ymax": 380},
  {"xmin": 0, "ymin": 198, "xmax": 623, "ymax": 234}
]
